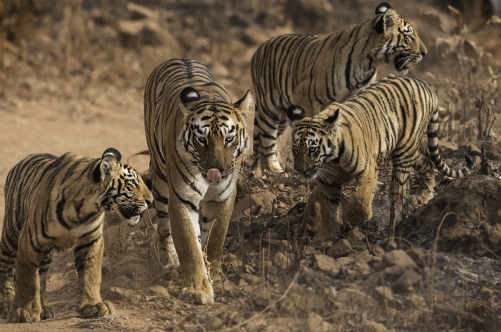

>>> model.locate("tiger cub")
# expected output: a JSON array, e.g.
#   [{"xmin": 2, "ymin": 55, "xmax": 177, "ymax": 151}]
[
  {"xmin": 0, "ymin": 148, "xmax": 152, "ymax": 323},
  {"xmin": 144, "ymin": 58, "xmax": 252, "ymax": 304},
  {"xmin": 252, "ymin": 2, "xmax": 427, "ymax": 173},
  {"xmin": 287, "ymin": 75, "xmax": 473, "ymax": 244}
]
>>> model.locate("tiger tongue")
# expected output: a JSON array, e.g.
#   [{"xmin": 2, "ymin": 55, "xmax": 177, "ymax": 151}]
[{"xmin": 207, "ymin": 168, "xmax": 222, "ymax": 183}]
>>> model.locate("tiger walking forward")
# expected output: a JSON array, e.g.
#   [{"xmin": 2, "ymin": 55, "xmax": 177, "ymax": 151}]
[
  {"xmin": 0, "ymin": 148, "xmax": 152, "ymax": 323},
  {"xmin": 144, "ymin": 58, "xmax": 252, "ymax": 304},
  {"xmin": 252, "ymin": 2, "xmax": 427, "ymax": 173},
  {"xmin": 286, "ymin": 75, "xmax": 473, "ymax": 245}
]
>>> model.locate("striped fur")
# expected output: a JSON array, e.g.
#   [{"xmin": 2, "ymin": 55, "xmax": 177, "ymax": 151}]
[
  {"xmin": 252, "ymin": 2, "xmax": 427, "ymax": 173},
  {"xmin": 144, "ymin": 58, "xmax": 252, "ymax": 305},
  {"xmin": 287, "ymin": 75, "xmax": 473, "ymax": 244},
  {"xmin": 0, "ymin": 148, "xmax": 152, "ymax": 323}
]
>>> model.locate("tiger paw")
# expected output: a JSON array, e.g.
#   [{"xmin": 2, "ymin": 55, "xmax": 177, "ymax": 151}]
[
  {"xmin": 0, "ymin": 289, "xmax": 14, "ymax": 319},
  {"xmin": 40, "ymin": 305, "xmax": 55, "ymax": 320},
  {"xmin": 7, "ymin": 306, "xmax": 42, "ymax": 323},
  {"xmin": 210, "ymin": 265, "xmax": 226, "ymax": 283},
  {"xmin": 78, "ymin": 300, "xmax": 115, "ymax": 318},
  {"xmin": 259, "ymin": 155, "xmax": 284, "ymax": 174},
  {"xmin": 179, "ymin": 277, "xmax": 214, "ymax": 305}
]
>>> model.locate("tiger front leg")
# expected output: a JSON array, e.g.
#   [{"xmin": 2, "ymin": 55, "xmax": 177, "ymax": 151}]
[
  {"xmin": 6, "ymin": 233, "xmax": 42, "ymax": 323},
  {"xmin": 310, "ymin": 182, "xmax": 343, "ymax": 246},
  {"xmin": 74, "ymin": 236, "xmax": 115, "ymax": 318},
  {"xmin": 170, "ymin": 197, "xmax": 214, "ymax": 305},
  {"xmin": 39, "ymin": 250, "xmax": 55, "ymax": 320},
  {"xmin": 344, "ymin": 166, "xmax": 378, "ymax": 226},
  {"xmin": 200, "ymin": 187, "xmax": 237, "ymax": 282}
]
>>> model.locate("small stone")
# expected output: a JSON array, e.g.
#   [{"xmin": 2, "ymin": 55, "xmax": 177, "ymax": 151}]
[
  {"xmin": 239, "ymin": 273, "xmax": 261, "ymax": 285},
  {"xmin": 237, "ymin": 278, "xmax": 248, "ymax": 287},
  {"xmin": 359, "ymin": 320, "xmax": 387, "ymax": 332},
  {"xmin": 148, "ymin": 286, "xmax": 170, "ymax": 298},
  {"xmin": 327, "ymin": 239, "xmax": 352, "ymax": 258},
  {"xmin": 205, "ymin": 316, "xmax": 224, "ymax": 331},
  {"xmin": 371, "ymin": 244, "xmax": 385, "ymax": 258},
  {"xmin": 372, "ymin": 286, "xmax": 394, "ymax": 302},
  {"xmin": 354, "ymin": 261, "xmax": 371, "ymax": 274},
  {"xmin": 382, "ymin": 250, "xmax": 418, "ymax": 269},
  {"xmin": 104, "ymin": 287, "xmax": 134, "ymax": 301},
  {"xmin": 433, "ymin": 290, "xmax": 445, "ymax": 302},
  {"xmin": 274, "ymin": 252, "xmax": 289, "ymax": 270},
  {"xmin": 307, "ymin": 312, "xmax": 333, "ymax": 332},
  {"xmin": 406, "ymin": 248, "xmax": 425, "ymax": 267},
  {"xmin": 336, "ymin": 256, "xmax": 355, "ymax": 266},
  {"xmin": 395, "ymin": 269, "xmax": 423, "ymax": 291},
  {"xmin": 480, "ymin": 286, "xmax": 493, "ymax": 297},
  {"xmin": 467, "ymin": 144, "xmax": 482, "ymax": 156},
  {"xmin": 336, "ymin": 288, "xmax": 377, "ymax": 309}
]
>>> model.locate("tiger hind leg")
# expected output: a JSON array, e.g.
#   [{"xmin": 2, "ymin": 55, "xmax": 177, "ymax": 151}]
[
  {"xmin": 0, "ymin": 240, "xmax": 16, "ymax": 319},
  {"xmin": 256, "ymin": 104, "xmax": 286, "ymax": 173},
  {"xmin": 7, "ymin": 231, "xmax": 43, "ymax": 323},
  {"xmin": 152, "ymin": 206, "xmax": 179, "ymax": 269}
]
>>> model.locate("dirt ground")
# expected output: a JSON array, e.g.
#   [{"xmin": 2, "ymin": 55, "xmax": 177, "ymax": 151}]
[{"xmin": 1, "ymin": 0, "xmax": 501, "ymax": 331}]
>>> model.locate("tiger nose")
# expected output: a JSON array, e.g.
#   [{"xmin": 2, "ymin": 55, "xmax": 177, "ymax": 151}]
[{"xmin": 420, "ymin": 45, "xmax": 428, "ymax": 57}]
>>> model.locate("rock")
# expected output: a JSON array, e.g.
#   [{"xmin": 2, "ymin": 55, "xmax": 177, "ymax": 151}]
[
  {"xmin": 371, "ymin": 244, "xmax": 385, "ymax": 257},
  {"xmin": 231, "ymin": 191, "xmax": 277, "ymax": 222},
  {"xmin": 395, "ymin": 269, "xmax": 423, "ymax": 291},
  {"xmin": 336, "ymin": 288, "xmax": 377, "ymax": 309},
  {"xmin": 314, "ymin": 255, "xmax": 341, "ymax": 277},
  {"xmin": 357, "ymin": 320, "xmax": 387, "ymax": 332},
  {"xmin": 480, "ymin": 286, "xmax": 494, "ymax": 297},
  {"xmin": 113, "ymin": 263, "xmax": 145, "ymax": 279},
  {"xmin": 467, "ymin": 143, "xmax": 482, "ymax": 156},
  {"xmin": 327, "ymin": 239, "xmax": 352, "ymax": 258},
  {"xmin": 104, "ymin": 287, "xmax": 134, "ymax": 301},
  {"xmin": 484, "ymin": 142, "xmax": 501, "ymax": 161},
  {"xmin": 372, "ymin": 286, "xmax": 395, "ymax": 302},
  {"xmin": 148, "ymin": 286, "xmax": 170, "ymax": 298},
  {"xmin": 404, "ymin": 177, "xmax": 501, "ymax": 255},
  {"xmin": 336, "ymin": 256, "xmax": 355, "ymax": 266},
  {"xmin": 204, "ymin": 316, "xmax": 224, "ymax": 331},
  {"xmin": 238, "ymin": 278, "xmax": 248, "ymax": 287},
  {"xmin": 126, "ymin": 2, "xmax": 158, "ymax": 20},
  {"xmin": 354, "ymin": 261, "xmax": 371, "ymax": 274},
  {"xmin": 406, "ymin": 248, "xmax": 425, "ymax": 267},
  {"xmin": 307, "ymin": 312, "xmax": 333, "ymax": 332},
  {"xmin": 383, "ymin": 265, "xmax": 408, "ymax": 282},
  {"xmin": 274, "ymin": 252, "xmax": 289, "ymax": 270},
  {"xmin": 382, "ymin": 250, "xmax": 418, "ymax": 269},
  {"xmin": 239, "ymin": 273, "xmax": 262, "ymax": 285}
]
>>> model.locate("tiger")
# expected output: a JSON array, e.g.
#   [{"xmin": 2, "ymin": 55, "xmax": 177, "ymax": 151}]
[
  {"xmin": 0, "ymin": 148, "xmax": 153, "ymax": 323},
  {"xmin": 286, "ymin": 75, "xmax": 473, "ymax": 245},
  {"xmin": 251, "ymin": 2, "xmax": 427, "ymax": 173},
  {"xmin": 144, "ymin": 58, "xmax": 252, "ymax": 305}
]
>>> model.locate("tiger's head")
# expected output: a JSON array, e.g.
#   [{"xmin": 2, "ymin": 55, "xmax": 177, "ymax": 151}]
[
  {"xmin": 179, "ymin": 87, "xmax": 252, "ymax": 184},
  {"xmin": 94, "ymin": 148, "xmax": 153, "ymax": 226},
  {"xmin": 371, "ymin": 2, "xmax": 427, "ymax": 74},
  {"xmin": 287, "ymin": 105, "xmax": 342, "ymax": 180}
]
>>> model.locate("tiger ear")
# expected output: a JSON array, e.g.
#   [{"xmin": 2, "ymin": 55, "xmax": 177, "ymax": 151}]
[
  {"xmin": 374, "ymin": 3, "xmax": 397, "ymax": 33},
  {"xmin": 234, "ymin": 90, "xmax": 253, "ymax": 118},
  {"xmin": 179, "ymin": 86, "xmax": 201, "ymax": 116},
  {"xmin": 94, "ymin": 148, "xmax": 121, "ymax": 182},
  {"xmin": 287, "ymin": 105, "xmax": 305, "ymax": 126},
  {"xmin": 324, "ymin": 109, "xmax": 341, "ymax": 135}
]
